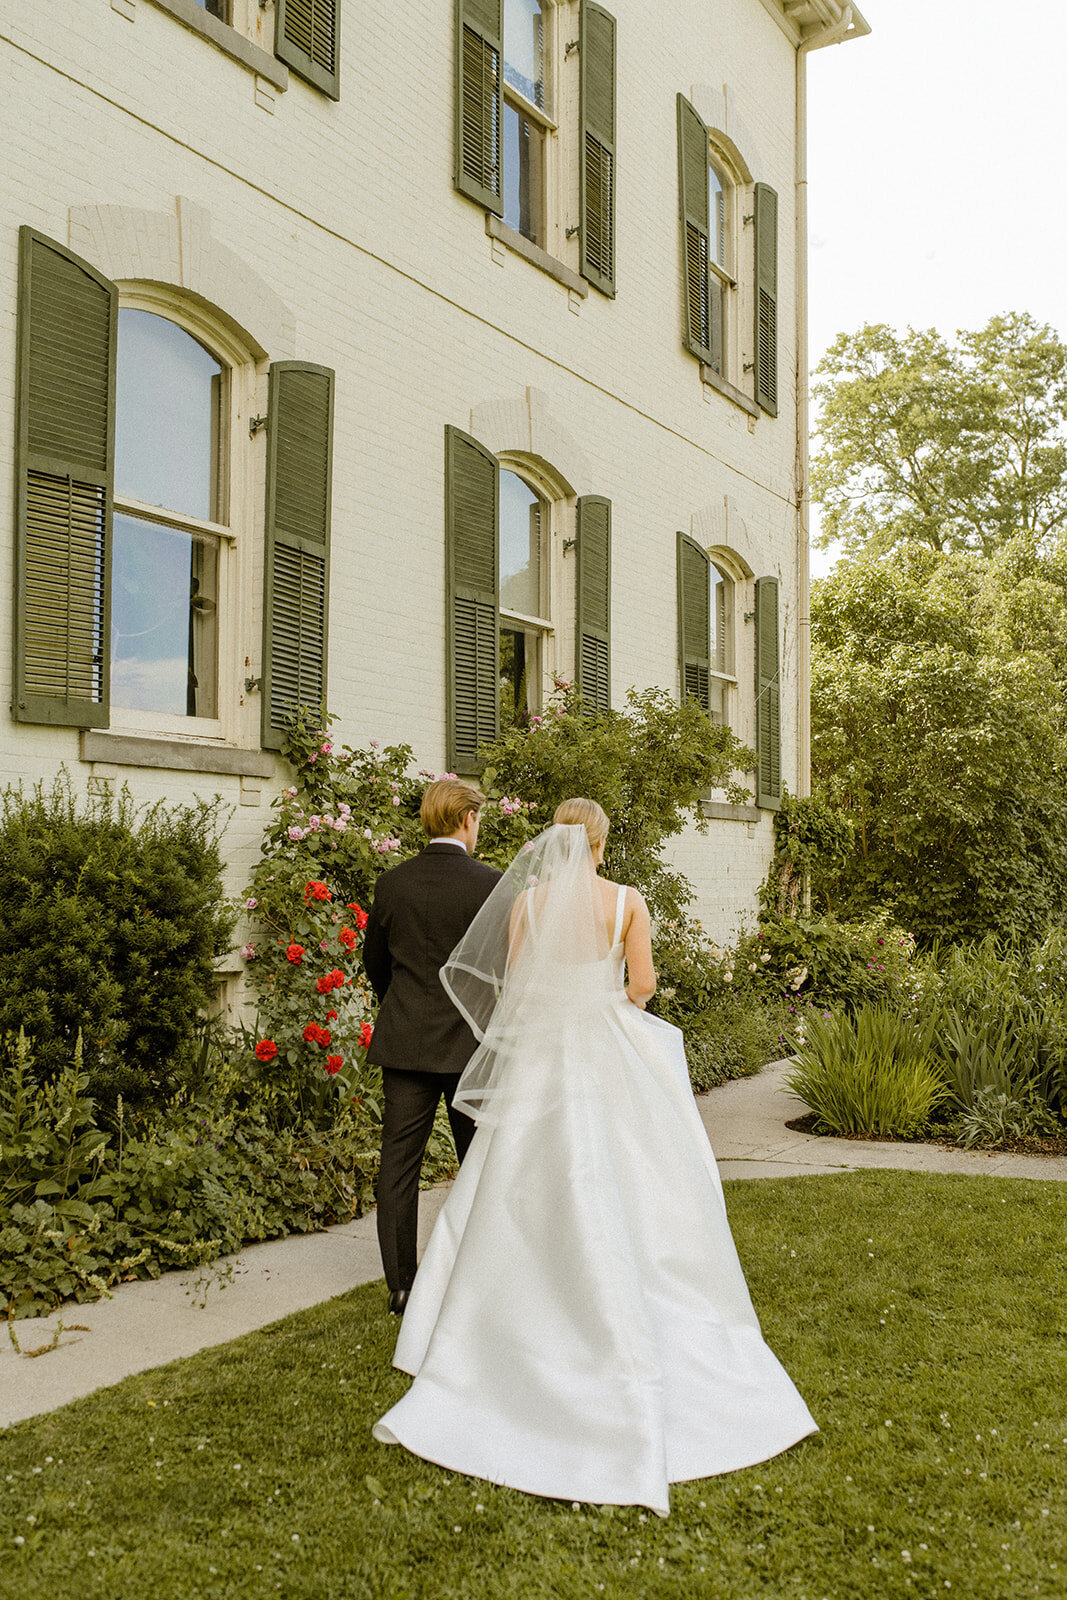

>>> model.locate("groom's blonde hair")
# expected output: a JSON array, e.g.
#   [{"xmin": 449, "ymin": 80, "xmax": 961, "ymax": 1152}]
[
  {"xmin": 421, "ymin": 778, "xmax": 485, "ymax": 837},
  {"xmin": 554, "ymin": 796, "xmax": 610, "ymax": 850}
]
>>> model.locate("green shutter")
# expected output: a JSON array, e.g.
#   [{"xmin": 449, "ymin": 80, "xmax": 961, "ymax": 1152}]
[
  {"xmin": 275, "ymin": 0, "xmax": 340, "ymax": 99},
  {"xmin": 754, "ymin": 182, "xmax": 778, "ymax": 416},
  {"xmin": 576, "ymin": 496, "xmax": 611, "ymax": 713},
  {"xmin": 446, "ymin": 426, "xmax": 499, "ymax": 773},
  {"xmin": 262, "ymin": 361, "xmax": 334, "ymax": 751},
  {"xmin": 455, "ymin": 0, "xmax": 503, "ymax": 214},
  {"xmin": 678, "ymin": 95, "xmax": 712, "ymax": 365},
  {"xmin": 13, "ymin": 227, "xmax": 116, "ymax": 728},
  {"xmin": 579, "ymin": 1, "xmax": 616, "ymax": 297},
  {"xmin": 677, "ymin": 532, "xmax": 710, "ymax": 713},
  {"xmin": 754, "ymin": 575, "xmax": 781, "ymax": 809}
]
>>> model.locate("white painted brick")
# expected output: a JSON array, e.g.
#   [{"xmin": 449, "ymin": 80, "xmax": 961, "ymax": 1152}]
[{"xmin": 0, "ymin": 1, "xmax": 826, "ymax": 940}]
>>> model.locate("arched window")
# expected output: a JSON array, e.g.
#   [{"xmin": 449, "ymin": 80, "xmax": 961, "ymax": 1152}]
[{"xmin": 112, "ymin": 310, "xmax": 228, "ymax": 720}]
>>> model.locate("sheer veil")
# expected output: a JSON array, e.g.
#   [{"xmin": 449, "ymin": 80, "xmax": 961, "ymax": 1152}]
[{"xmin": 443, "ymin": 823, "xmax": 613, "ymax": 1126}]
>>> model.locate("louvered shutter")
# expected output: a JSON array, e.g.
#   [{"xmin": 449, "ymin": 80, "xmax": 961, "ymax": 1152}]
[
  {"xmin": 754, "ymin": 575, "xmax": 781, "ymax": 809},
  {"xmin": 677, "ymin": 533, "xmax": 710, "ymax": 714},
  {"xmin": 14, "ymin": 228, "xmax": 116, "ymax": 728},
  {"xmin": 754, "ymin": 182, "xmax": 778, "ymax": 416},
  {"xmin": 275, "ymin": 0, "xmax": 340, "ymax": 99},
  {"xmin": 579, "ymin": 2, "xmax": 616, "ymax": 297},
  {"xmin": 262, "ymin": 362, "xmax": 334, "ymax": 751},
  {"xmin": 455, "ymin": 0, "xmax": 503, "ymax": 214},
  {"xmin": 447, "ymin": 427, "xmax": 499, "ymax": 773},
  {"xmin": 576, "ymin": 496, "xmax": 611, "ymax": 713},
  {"xmin": 677, "ymin": 95, "xmax": 712, "ymax": 365}
]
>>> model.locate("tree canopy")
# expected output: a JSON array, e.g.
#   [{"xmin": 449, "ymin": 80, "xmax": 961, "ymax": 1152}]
[
  {"xmin": 812, "ymin": 314, "xmax": 1067, "ymax": 559},
  {"xmin": 809, "ymin": 543, "xmax": 1067, "ymax": 946}
]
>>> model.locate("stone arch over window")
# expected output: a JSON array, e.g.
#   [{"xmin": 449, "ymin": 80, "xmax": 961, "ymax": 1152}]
[
  {"xmin": 67, "ymin": 196, "xmax": 296, "ymax": 360},
  {"xmin": 469, "ymin": 387, "xmax": 590, "ymax": 497}
]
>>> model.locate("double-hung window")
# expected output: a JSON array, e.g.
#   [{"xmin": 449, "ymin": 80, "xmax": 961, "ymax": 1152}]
[
  {"xmin": 456, "ymin": 0, "xmax": 616, "ymax": 296},
  {"xmin": 112, "ymin": 310, "xmax": 227, "ymax": 727},
  {"xmin": 677, "ymin": 94, "xmax": 778, "ymax": 414},
  {"xmin": 502, "ymin": 0, "xmax": 549, "ymax": 247},
  {"xmin": 499, "ymin": 469, "xmax": 551, "ymax": 725}
]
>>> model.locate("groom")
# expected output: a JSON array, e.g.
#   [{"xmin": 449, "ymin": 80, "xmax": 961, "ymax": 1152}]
[{"xmin": 362, "ymin": 778, "xmax": 501, "ymax": 1315}]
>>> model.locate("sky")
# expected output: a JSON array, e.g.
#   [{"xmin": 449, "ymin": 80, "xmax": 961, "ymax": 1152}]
[{"xmin": 804, "ymin": 0, "xmax": 1067, "ymax": 576}]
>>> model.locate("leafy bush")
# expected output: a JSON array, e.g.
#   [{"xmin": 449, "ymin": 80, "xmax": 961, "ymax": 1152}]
[
  {"xmin": 731, "ymin": 916, "xmax": 917, "ymax": 1012},
  {"xmin": 477, "ymin": 682, "xmax": 753, "ymax": 925},
  {"xmin": 0, "ymin": 1034, "xmax": 376, "ymax": 1319},
  {"xmin": 949, "ymin": 1086, "xmax": 1062, "ymax": 1151},
  {"xmin": 0, "ymin": 773, "xmax": 234, "ymax": 1110},
  {"xmin": 785, "ymin": 1006, "xmax": 948, "ymax": 1139},
  {"xmin": 760, "ymin": 791, "xmax": 855, "ymax": 919}
]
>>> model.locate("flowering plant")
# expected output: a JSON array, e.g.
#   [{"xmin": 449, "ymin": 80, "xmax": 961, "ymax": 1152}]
[{"xmin": 238, "ymin": 708, "xmax": 540, "ymax": 1124}]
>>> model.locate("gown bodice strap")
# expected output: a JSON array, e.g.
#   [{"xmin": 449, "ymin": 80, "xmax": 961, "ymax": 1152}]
[{"xmin": 611, "ymin": 885, "xmax": 627, "ymax": 948}]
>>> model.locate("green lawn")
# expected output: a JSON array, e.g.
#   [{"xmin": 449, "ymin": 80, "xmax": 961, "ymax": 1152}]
[{"xmin": 2, "ymin": 1172, "xmax": 1065, "ymax": 1600}]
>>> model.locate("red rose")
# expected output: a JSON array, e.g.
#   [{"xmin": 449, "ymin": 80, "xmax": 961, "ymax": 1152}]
[
  {"xmin": 255, "ymin": 1039, "xmax": 278, "ymax": 1062},
  {"xmin": 338, "ymin": 927, "xmax": 357, "ymax": 952},
  {"xmin": 359, "ymin": 1022, "xmax": 374, "ymax": 1049},
  {"xmin": 315, "ymin": 975, "xmax": 333, "ymax": 995},
  {"xmin": 347, "ymin": 903, "xmax": 369, "ymax": 931},
  {"xmin": 286, "ymin": 943, "xmax": 305, "ymax": 965},
  {"xmin": 325, "ymin": 1054, "xmax": 343, "ymax": 1075},
  {"xmin": 302, "ymin": 1023, "xmax": 320, "ymax": 1044},
  {"xmin": 326, "ymin": 1010, "xmax": 338, "ymax": 1022},
  {"xmin": 319, "ymin": 1028, "xmax": 332, "ymax": 1048},
  {"xmin": 330, "ymin": 968, "xmax": 345, "ymax": 988},
  {"xmin": 304, "ymin": 880, "xmax": 333, "ymax": 904}
]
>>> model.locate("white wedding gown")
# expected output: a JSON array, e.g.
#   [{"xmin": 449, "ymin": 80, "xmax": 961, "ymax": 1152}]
[{"xmin": 373, "ymin": 887, "xmax": 816, "ymax": 1516}]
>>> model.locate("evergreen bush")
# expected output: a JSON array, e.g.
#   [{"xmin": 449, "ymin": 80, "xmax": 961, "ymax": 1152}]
[{"xmin": 0, "ymin": 774, "xmax": 234, "ymax": 1110}]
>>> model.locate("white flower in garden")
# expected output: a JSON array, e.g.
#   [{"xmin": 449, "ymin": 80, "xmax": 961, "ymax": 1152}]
[
  {"xmin": 287, "ymin": 826, "xmax": 305, "ymax": 841},
  {"xmin": 284, "ymin": 786, "xmax": 297, "ymax": 799},
  {"xmin": 245, "ymin": 896, "xmax": 258, "ymax": 909},
  {"xmin": 760, "ymin": 952, "xmax": 771, "ymax": 963}
]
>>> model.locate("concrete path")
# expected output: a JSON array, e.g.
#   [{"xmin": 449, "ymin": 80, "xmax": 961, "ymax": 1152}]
[{"xmin": 3, "ymin": 1061, "xmax": 1064, "ymax": 1430}]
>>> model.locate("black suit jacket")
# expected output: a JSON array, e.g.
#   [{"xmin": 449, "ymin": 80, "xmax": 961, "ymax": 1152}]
[{"xmin": 362, "ymin": 843, "xmax": 502, "ymax": 1075}]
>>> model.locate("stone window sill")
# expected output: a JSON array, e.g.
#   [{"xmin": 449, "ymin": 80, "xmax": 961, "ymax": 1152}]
[
  {"xmin": 144, "ymin": 0, "xmax": 289, "ymax": 92},
  {"xmin": 81, "ymin": 730, "xmax": 276, "ymax": 779},
  {"xmin": 701, "ymin": 799, "xmax": 761, "ymax": 823},
  {"xmin": 700, "ymin": 364, "xmax": 760, "ymax": 419},
  {"xmin": 486, "ymin": 215, "xmax": 588, "ymax": 298}
]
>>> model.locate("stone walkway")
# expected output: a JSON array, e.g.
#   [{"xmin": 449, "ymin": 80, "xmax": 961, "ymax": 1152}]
[{"xmin": 3, "ymin": 1061, "xmax": 1063, "ymax": 1430}]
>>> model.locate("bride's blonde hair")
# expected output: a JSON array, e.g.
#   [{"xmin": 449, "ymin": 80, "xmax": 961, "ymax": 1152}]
[{"xmin": 553, "ymin": 796, "xmax": 610, "ymax": 851}]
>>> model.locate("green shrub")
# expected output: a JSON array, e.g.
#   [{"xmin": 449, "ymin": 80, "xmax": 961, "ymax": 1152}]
[
  {"xmin": 647, "ymin": 917, "xmax": 803, "ymax": 1090},
  {"xmin": 477, "ymin": 682, "xmax": 753, "ymax": 924},
  {"xmin": 784, "ymin": 1005, "xmax": 948, "ymax": 1138},
  {"xmin": 0, "ymin": 773, "xmax": 234, "ymax": 1110},
  {"xmin": 949, "ymin": 1086, "xmax": 1062, "ymax": 1150},
  {"xmin": 732, "ymin": 915, "xmax": 917, "ymax": 1011},
  {"xmin": 0, "ymin": 1036, "xmax": 375, "ymax": 1319}
]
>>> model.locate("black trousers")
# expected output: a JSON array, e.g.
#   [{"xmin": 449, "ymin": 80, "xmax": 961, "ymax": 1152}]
[{"xmin": 376, "ymin": 1067, "xmax": 477, "ymax": 1293}]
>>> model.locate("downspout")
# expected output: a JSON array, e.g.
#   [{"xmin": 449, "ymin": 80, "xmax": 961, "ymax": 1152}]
[{"xmin": 794, "ymin": 5, "xmax": 857, "ymax": 804}]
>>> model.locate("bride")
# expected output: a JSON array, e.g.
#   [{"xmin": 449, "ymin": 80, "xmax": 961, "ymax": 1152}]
[{"xmin": 372, "ymin": 798, "xmax": 816, "ymax": 1516}]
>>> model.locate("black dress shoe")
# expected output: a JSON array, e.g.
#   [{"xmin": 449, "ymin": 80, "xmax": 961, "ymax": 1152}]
[{"xmin": 388, "ymin": 1288, "xmax": 410, "ymax": 1316}]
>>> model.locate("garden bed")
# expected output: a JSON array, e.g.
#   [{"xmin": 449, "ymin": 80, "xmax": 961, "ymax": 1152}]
[{"xmin": 784, "ymin": 1110, "xmax": 1067, "ymax": 1158}]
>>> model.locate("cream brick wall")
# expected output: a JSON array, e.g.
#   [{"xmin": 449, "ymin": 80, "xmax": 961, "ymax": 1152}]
[{"xmin": 0, "ymin": 0, "xmax": 809, "ymax": 946}]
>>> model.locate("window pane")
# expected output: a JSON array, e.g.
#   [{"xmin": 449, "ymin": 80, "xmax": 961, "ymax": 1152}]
[
  {"xmin": 193, "ymin": 0, "xmax": 229, "ymax": 17},
  {"xmin": 708, "ymin": 676, "xmax": 727, "ymax": 726},
  {"xmin": 500, "ymin": 623, "xmax": 541, "ymax": 728},
  {"xmin": 500, "ymin": 471, "xmax": 542, "ymax": 616},
  {"xmin": 111, "ymin": 512, "xmax": 219, "ymax": 717},
  {"xmin": 116, "ymin": 310, "xmax": 222, "ymax": 520},
  {"xmin": 709, "ymin": 163, "xmax": 726, "ymax": 268},
  {"xmin": 502, "ymin": 101, "xmax": 544, "ymax": 244},
  {"xmin": 503, "ymin": 0, "xmax": 543, "ymax": 107},
  {"xmin": 710, "ymin": 563, "xmax": 732, "ymax": 675}
]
